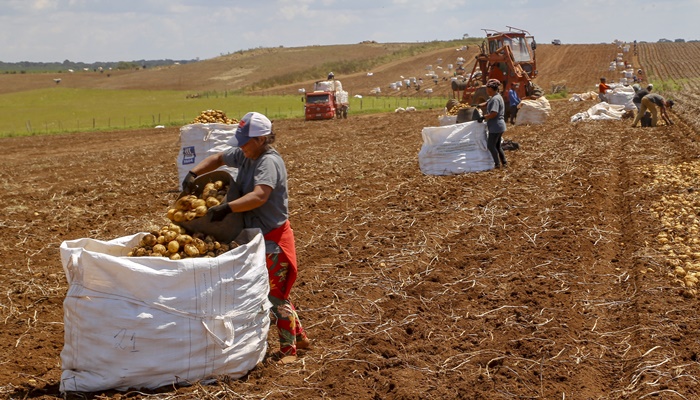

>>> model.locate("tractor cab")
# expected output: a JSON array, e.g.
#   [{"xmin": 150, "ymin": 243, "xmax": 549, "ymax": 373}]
[
  {"xmin": 454, "ymin": 26, "xmax": 539, "ymax": 106},
  {"xmin": 483, "ymin": 27, "xmax": 537, "ymax": 80}
]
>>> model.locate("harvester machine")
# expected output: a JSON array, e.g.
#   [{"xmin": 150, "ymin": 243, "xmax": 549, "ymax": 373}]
[{"xmin": 450, "ymin": 26, "xmax": 538, "ymax": 119}]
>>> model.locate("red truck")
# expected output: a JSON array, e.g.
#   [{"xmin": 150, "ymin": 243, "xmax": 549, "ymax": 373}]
[{"xmin": 304, "ymin": 80, "xmax": 349, "ymax": 120}]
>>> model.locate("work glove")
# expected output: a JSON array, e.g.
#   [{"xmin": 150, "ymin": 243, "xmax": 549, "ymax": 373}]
[
  {"xmin": 208, "ymin": 202, "xmax": 233, "ymax": 222},
  {"xmin": 181, "ymin": 171, "xmax": 197, "ymax": 194}
]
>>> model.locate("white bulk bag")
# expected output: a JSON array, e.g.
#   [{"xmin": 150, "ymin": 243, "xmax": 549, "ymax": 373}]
[
  {"xmin": 568, "ymin": 91, "xmax": 598, "ymax": 102},
  {"xmin": 570, "ymin": 103, "xmax": 627, "ymax": 122},
  {"xmin": 516, "ymin": 96, "xmax": 551, "ymax": 125},
  {"xmin": 59, "ymin": 229, "xmax": 271, "ymax": 393},
  {"xmin": 438, "ymin": 115, "xmax": 458, "ymax": 126},
  {"xmin": 313, "ymin": 80, "xmax": 334, "ymax": 92},
  {"xmin": 335, "ymin": 90, "xmax": 349, "ymax": 104},
  {"xmin": 606, "ymin": 86, "xmax": 636, "ymax": 110},
  {"xmin": 418, "ymin": 121, "xmax": 493, "ymax": 175},
  {"xmin": 177, "ymin": 123, "xmax": 238, "ymax": 190}
]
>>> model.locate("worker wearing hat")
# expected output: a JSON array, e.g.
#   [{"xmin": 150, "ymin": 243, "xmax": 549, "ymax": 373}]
[
  {"xmin": 479, "ymin": 79, "xmax": 508, "ymax": 169},
  {"xmin": 631, "ymin": 93, "xmax": 674, "ymax": 127},
  {"xmin": 182, "ymin": 111, "xmax": 311, "ymax": 362}
]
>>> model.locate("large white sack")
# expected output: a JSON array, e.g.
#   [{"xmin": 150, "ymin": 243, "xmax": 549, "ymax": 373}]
[
  {"xmin": 59, "ymin": 229, "xmax": 271, "ymax": 393},
  {"xmin": 418, "ymin": 121, "xmax": 493, "ymax": 175},
  {"xmin": 515, "ymin": 96, "xmax": 551, "ymax": 125},
  {"xmin": 177, "ymin": 123, "xmax": 238, "ymax": 190},
  {"xmin": 438, "ymin": 115, "xmax": 458, "ymax": 126},
  {"xmin": 606, "ymin": 86, "xmax": 636, "ymax": 110},
  {"xmin": 569, "ymin": 91, "xmax": 598, "ymax": 102},
  {"xmin": 335, "ymin": 90, "xmax": 349, "ymax": 104},
  {"xmin": 570, "ymin": 102, "xmax": 627, "ymax": 122},
  {"xmin": 313, "ymin": 80, "xmax": 334, "ymax": 92}
]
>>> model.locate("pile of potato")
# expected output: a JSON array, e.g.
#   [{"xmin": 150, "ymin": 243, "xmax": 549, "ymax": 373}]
[
  {"xmin": 191, "ymin": 109, "xmax": 238, "ymax": 124},
  {"xmin": 642, "ymin": 161, "xmax": 700, "ymax": 297},
  {"xmin": 127, "ymin": 224, "xmax": 233, "ymax": 260},
  {"xmin": 128, "ymin": 179, "xmax": 234, "ymax": 259},
  {"xmin": 167, "ymin": 180, "xmax": 227, "ymax": 223},
  {"xmin": 446, "ymin": 102, "xmax": 475, "ymax": 116}
]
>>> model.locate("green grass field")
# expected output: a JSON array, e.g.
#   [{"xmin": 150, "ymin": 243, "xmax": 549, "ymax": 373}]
[{"xmin": 0, "ymin": 88, "xmax": 449, "ymax": 137}]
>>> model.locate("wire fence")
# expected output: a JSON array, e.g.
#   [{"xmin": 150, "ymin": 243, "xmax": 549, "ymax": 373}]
[{"xmin": 15, "ymin": 95, "xmax": 450, "ymax": 136}]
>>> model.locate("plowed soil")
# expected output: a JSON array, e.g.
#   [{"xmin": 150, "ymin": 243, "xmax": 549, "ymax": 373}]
[{"xmin": 2, "ymin": 42, "xmax": 700, "ymax": 399}]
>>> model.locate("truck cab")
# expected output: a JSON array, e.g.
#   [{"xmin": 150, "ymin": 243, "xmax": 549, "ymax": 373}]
[
  {"xmin": 304, "ymin": 91, "xmax": 336, "ymax": 120},
  {"xmin": 304, "ymin": 80, "xmax": 349, "ymax": 120}
]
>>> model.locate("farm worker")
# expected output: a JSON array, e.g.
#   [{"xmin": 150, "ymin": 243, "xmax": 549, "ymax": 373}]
[
  {"xmin": 632, "ymin": 84, "xmax": 651, "ymax": 111},
  {"xmin": 598, "ymin": 77, "xmax": 610, "ymax": 102},
  {"xmin": 478, "ymin": 79, "xmax": 508, "ymax": 169},
  {"xmin": 181, "ymin": 111, "xmax": 311, "ymax": 363},
  {"xmin": 507, "ymin": 83, "xmax": 521, "ymax": 125},
  {"xmin": 631, "ymin": 94, "xmax": 674, "ymax": 127}
]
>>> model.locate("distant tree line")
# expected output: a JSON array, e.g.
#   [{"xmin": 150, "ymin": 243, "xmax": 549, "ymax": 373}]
[{"xmin": 0, "ymin": 59, "xmax": 199, "ymax": 74}]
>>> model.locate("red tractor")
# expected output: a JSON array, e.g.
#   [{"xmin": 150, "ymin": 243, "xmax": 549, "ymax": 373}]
[{"xmin": 450, "ymin": 26, "xmax": 540, "ymax": 120}]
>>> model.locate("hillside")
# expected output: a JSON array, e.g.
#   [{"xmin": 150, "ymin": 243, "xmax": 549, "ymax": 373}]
[
  {"xmin": 2, "ymin": 40, "xmax": 700, "ymax": 399},
  {"xmin": 0, "ymin": 41, "xmax": 466, "ymax": 95},
  {"xmin": 0, "ymin": 40, "xmax": 660, "ymax": 98}
]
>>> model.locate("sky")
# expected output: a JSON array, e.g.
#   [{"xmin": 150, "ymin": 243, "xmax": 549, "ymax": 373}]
[{"xmin": 1, "ymin": 0, "xmax": 698, "ymax": 63}]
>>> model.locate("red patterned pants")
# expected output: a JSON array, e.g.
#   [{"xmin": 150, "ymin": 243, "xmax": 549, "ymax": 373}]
[{"xmin": 266, "ymin": 251, "xmax": 307, "ymax": 355}]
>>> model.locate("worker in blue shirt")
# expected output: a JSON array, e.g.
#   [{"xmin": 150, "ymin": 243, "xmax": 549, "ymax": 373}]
[{"xmin": 507, "ymin": 82, "xmax": 521, "ymax": 125}]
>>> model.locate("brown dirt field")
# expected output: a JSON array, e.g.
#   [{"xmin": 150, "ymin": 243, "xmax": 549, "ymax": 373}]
[
  {"xmin": 2, "ymin": 41, "xmax": 700, "ymax": 399},
  {"xmin": 3, "ymin": 100, "xmax": 700, "ymax": 399}
]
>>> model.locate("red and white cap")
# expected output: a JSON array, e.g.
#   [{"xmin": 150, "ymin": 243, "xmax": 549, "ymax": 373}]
[{"xmin": 228, "ymin": 112, "xmax": 272, "ymax": 147}]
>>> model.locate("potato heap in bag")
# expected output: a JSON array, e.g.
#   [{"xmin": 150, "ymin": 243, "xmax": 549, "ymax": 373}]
[
  {"xmin": 127, "ymin": 179, "xmax": 236, "ymax": 259},
  {"xmin": 191, "ymin": 109, "xmax": 238, "ymax": 124},
  {"xmin": 127, "ymin": 223, "xmax": 233, "ymax": 260}
]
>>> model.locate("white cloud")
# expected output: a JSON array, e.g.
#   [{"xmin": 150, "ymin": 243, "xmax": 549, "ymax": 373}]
[{"xmin": 0, "ymin": 0, "xmax": 698, "ymax": 62}]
